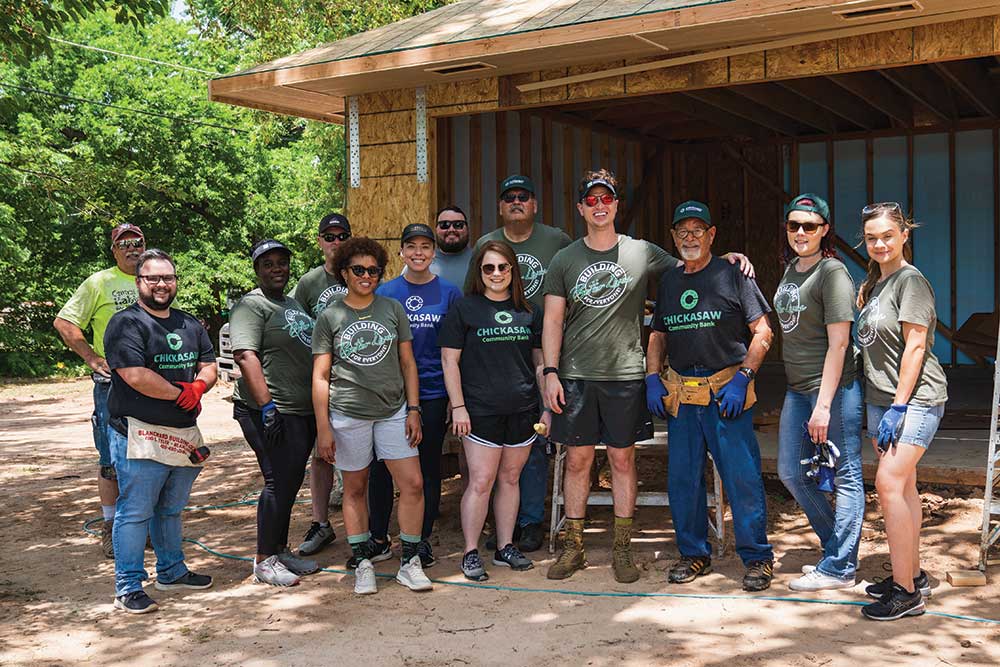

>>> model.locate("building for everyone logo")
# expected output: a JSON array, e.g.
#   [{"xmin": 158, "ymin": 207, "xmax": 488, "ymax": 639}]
[
  {"xmin": 518, "ymin": 254, "xmax": 546, "ymax": 299},
  {"xmin": 338, "ymin": 320, "xmax": 396, "ymax": 366},
  {"xmin": 283, "ymin": 309, "xmax": 315, "ymax": 347},
  {"xmin": 570, "ymin": 261, "xmax": 633, "ymax": 308}
]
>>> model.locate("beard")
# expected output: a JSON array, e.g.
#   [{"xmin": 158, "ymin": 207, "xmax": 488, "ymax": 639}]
[
  {"xmin": 140, "ymin": 289, "xmax": 176, "ymax": 310},
  {"xmin": 438, "ymin": 235, "xmax": 469, "ymax": 253},
  {"xmin": 678, "ymin": 246, "xmax": 704, "ymax": 262}
]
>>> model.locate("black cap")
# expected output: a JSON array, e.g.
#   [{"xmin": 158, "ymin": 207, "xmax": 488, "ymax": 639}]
[
  {"xmin": 319, "ymin": 212, "xmax": 351, "ymax": 235},
  {"xmin": 672, "ymin": 200, "xmax": 712, "ymax": 227},
  {"xmin": 401, "ymin": 223, "xmax": 435, "ymax": 244},
  {"xmin": 251, "ymin": 239, "xmax": 291, "ymax": 263},
  {"xmin": 579, "ymin": 177, "xmax": 618, "ymax": 201},
  {"xmin": 499, "ymin": 174, "xmax": 535, "ymax": 198}
]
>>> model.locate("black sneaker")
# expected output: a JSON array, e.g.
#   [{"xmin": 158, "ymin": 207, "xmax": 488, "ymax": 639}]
[
  {"xmin": 668, "ymin": 556, "xmax": 712, "ymax": 584},
  {"xmin": 346, "ymin": 537, "xmax": 393, "ymax": 569},
  {"xmin": 155, "ymin": 571, "xmax": 213, "ymax": 591},
  {"xmin": 462, "ymin": 549, "xmax": 489, "ymax": 582},
  {"xmin": 417, "ymin": 539, "xmax": 436, "ymax": 568},
  {"xmin": 861, "ymin": 582, "xmax": 925, "ymax": 621},
  {"xmin": 485, "ymin": 525, "xmax": 520, "ymax": 552},
  {"xmin": 865, "ymin": 569, "xmax": 931, "ymax": 599},
  {"xmin": 517, "ymin": 523, "xmax": 545, "ymax": 553},
  {"xmin": 493, "ymin": 543, "xmax": 534, "ymax": 571},
  {"xmin": 742, "ymin": 560, "xmax": 774, "ymax": 592},
  {"xmin": 114, "ymin": 590, "xmax": 158, "ymax": 614}
]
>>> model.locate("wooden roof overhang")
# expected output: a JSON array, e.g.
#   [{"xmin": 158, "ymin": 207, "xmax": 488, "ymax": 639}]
[{"xmin": 208, "ymin": 0, "xmax": 1000, "ymax": 124}]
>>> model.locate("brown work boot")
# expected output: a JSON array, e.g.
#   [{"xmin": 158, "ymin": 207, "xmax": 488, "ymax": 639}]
[
  {"xmin": 612, "ymin": 517, "xmax": 640, "ymax": 583},
  {"xmin": 101, "ymin": 520, "xmax": 114, "ymax": 559},
  {"xmin": 547, "ymin": 518, "xmax": 586, "ymax": 580}
]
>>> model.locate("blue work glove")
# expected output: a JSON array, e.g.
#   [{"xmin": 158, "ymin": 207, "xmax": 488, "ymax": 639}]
[
  {"xmin": 645, "ymin": 373, "xmax": 668, "ymax": 419},
  {"xmin": 261, "ymin": 400, "xmax": 283, "ymax": 447},
  {"xmin": 876, "ymin": 404, "xmax": 907, "ymax": 452},
  {"xmin": 716, "ymin": 371, "xmax": 750, "ymax": 419}
]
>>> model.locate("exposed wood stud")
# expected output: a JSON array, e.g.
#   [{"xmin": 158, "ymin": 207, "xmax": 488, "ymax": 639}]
[
  {"xmin": 663, "ymin": 148, "xmax": 674, "ymax": 251},
  {"xmin": 496, "ymin": 111, "xmax": 508, "ymax": 184},
  {"xmin": 470, "ymin": 114, "xmax": 483, "ymax": 241},
  {"xmin": 827, "ymin": 71, "xmax": 913, "ymax": 126},
  {"xmin": 932, "ymin": 60, "xmax": 1000, "ymax": 118},
  {"xmin": 436, "ymin": 117, "xmax": 451, "ymax": 213},
  {"xmin": 826, "ymin": 138, "xmax": 836, "ymax": 227},
  {"xmin": 529, "ymin": 108, "xmax": 651, "ymax": 144},
  {"xmin": 600, "ymin": 133, "xmax": 611, "ymax": 167},
  {"xmin": 866, "ymin": 137, "xmax": 874, "ymax": 203},
  {"xmin": 542, "ymin": 117, "xmax": 554, "ymax": 229},
  {"xmin": 617, "ymin": 137, "xmax": 629, "ymax": 226},
  {"xmin": 948, "ymin": 129, "xmax": 957, "ymax": 366},
  {"xmin": 994, "ymin": 127, "xmax": 999, "ymax": 317},
  {"xmin": 519, "ymin": 112, "xmax": 531, "ymax": 174},
  {"xmin": 791, "ymin": 141, "xmax": 800, "ymax": 195},
  {"xmin": 651, "ymin": 95, "xmax": 768, "ymax": 140},
  {"xmin": 777, "ymin": 78, "xmax": 884, "ymax": 130},
  {"xmin": 563, "ymin": 124, "xmax": 576, "ymax": 238},
  {"xmin": 687, "ymin": 88, "xmax": 807, "ymax": 136},
  {"xmin": 878, "ymin": 66, "xmax": 957, "ymax": 123},
  {"xmin": 729, "ymin": 83, "xmax": 837, "ymax": 134}
]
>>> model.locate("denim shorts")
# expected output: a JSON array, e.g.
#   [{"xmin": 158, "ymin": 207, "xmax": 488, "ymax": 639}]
[{"xmin": 866, "ymin": 403, "xmax": 945, "ymax": 449}]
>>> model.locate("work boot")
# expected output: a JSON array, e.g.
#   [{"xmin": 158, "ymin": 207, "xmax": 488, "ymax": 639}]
[
  {"xmin": 611, "ymin": 517, "xmax": 640, "ymax": 584},
  {"xmin": 547, "ymin": 518, "xmax": 586, "ymax": 580}
]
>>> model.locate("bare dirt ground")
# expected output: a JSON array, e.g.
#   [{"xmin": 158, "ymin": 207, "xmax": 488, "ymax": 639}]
[{"xmin": 1, "ymin": 377, "xmax": 998, "ymax": 667}]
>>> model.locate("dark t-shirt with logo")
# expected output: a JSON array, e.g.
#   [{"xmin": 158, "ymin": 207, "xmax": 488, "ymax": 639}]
[
  {"xmin": 289, "ymin": 265, "xmax": 347, "ymax": 318},
  {"xmin": 105, "ymin": 303, "xmax": 216, "ymax": 428},
  {"xmin": 229, "ymin": 289, "xmax": 315, "ymax": 415},
  {"xmin": 469, "ymin": 223, "xmax": 572, "ymax": 308},
  {"xmin": 652, "ymin": 255, "xmax": 771, "ymax": 373},
  {"xmin": 377, "ymin": 275, "xmax": 462, "ymax": 401},
  {"xmin": 437, "ymin": 294, "xmax": 542, "ymax": 416},
  {"xmin": 311, "ymin": 295, "xmax": 413, "ymax": 420},
  {"xmin": 544, "ymin": 235, "xmax": 681, "ymax": 381}
]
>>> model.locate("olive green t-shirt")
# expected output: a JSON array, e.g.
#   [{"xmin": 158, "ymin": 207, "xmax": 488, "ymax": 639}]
[
  {"xmin": 57, "ymin": 266, "xmax": 138, "ymax": 357},
  {"xmin": 857, "ymin": 264, "xmax": 948, "ymax": 407},
  {"xmin": 543, "ymin": 235, "xmax": 680, "ymax": 381},
  {"xmin": 229, "ymin": 289, "xmax": 315, "ymax": 415},
  {"xmin": 774, "ymin": 257, "xmax": 857, "ymax": 393},
  {"xmin": 289, "ymin": 265, "xmax": 347, "ymax": 318},
  {"xmin": 311, "ymin": 295, "xmax": 413, "ymax": 420},
  {"xmin": 468, "ymin": 223, "xmax": 572, "ymax": 308}
]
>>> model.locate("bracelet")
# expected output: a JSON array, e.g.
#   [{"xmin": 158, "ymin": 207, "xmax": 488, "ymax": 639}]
[
  {"xmin": 543, "ymin": 367, "xmax": 559, "ymax": 376},
  {"xmin": 406, "ymin": 405, "xmax": 422, "ymax": 414},
  {"xmin": 451, "ymin": 404, "xmax": 465, "ymax": 410}
]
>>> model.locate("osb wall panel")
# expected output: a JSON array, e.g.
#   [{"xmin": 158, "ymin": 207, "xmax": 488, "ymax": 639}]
[
  {"xmin": 426, "ymin": 77, "xmax": 498, "ymax": 107},
  {"xmin": 358, "ymin": 109, "xmax": 413, "ymax": 145},
  {"xmin": 626, "ymin": 57, "xmax": 728, "ymax": 94},
  {"xmin": 502, "ymin": 69, "xmax": 569, "ymax": 106},
  {"xmin": 567, "ymin": 61, "xmax": 625, "ymax": 100},
  {"xmin": 347, "ymin": 176, "xmax": 432, "ymax": 277},
  {"xmin": 837, "ymin": 29, "xmax": 913, "ymax": 70},
  {"xmin": 358, "ymin": 89, "xmax": 416, "ymax": 114},
  {"xmin": 914, "ymin": 16, "xmax": 995, "ymax": 61},
  {"xmin": 359, "ymin": 141, "xmax": 417, "ymax": 178},
  {"xmin": 728, "ymin": 52, "xmax": 765, "ymax": 83},
  {"xmin": 764, "ymin": 40, "xmax": 839, "ymax": 78}
]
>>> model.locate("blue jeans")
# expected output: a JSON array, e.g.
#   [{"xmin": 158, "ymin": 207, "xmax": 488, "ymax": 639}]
[
  {"xmin": 517, "ymin": 440, "xmax": 548, "ymax": 527},
  {"xmin": 92, "ymin": 377, "xmax": 112, "ymax": 467},
  {"xmin": 667, "ymin": 389, "xmax": 772, "ymax": 564},
  {"xmin": 777, "ymin": 379, "xmax": 864, "ymax": 580},
  {"xmin": 109, "ymin": 426, "xmax": 201, "ymax": 596}
]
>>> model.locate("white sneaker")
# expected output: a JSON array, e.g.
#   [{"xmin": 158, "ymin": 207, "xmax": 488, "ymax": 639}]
[
  {"xmin": 254, "ymin": 555, "xmax": 300, "ymax": 587},
  {"xmin": 354, "ymin": 558, "xmax": 377, "ymax": 595},
  {"xmin": 789, "ymin": 569, "xmax": 856, "ymax": 591},
  {"xmin": 396, "ymin": 555, "xmax": 433, "ymax": 592},
  {"xmin": 802, "ymin": 564, "xmax": 816, "ymax": 574}
]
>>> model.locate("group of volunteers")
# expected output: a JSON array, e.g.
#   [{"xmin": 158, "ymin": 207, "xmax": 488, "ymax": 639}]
[{"xmin": 57, "ymin": 166, "xmax": 947, "ymax": 623}]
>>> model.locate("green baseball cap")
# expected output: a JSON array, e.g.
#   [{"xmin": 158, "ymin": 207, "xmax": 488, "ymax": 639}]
[
  {"xmin": 785, "ymin": 193, "xmax": 830, "ymax": 223},
  {"xmin": 672, "ymin": 200, "xmax": 712, "ymax": 226},
  {"xmin": 499, "ymin": 174, "xmax": 535, "ymax": 198}
]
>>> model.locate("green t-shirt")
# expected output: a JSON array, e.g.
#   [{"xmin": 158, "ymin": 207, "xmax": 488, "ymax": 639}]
[
  {"xmin": 289, "ymin": 265, "xmax": 347, "ymax": 318},
  {"xmin": 229, "ymin": 289, "xmax": 315, "ymax": 415},
  {"xmin": 57, "ymin": 266, "xmax": 138, "ymax": 357},
  {"xmin": 543, "ymin": 235, "xmax": 680, "ymax": 381},
  {"xmin": 857, "ymin": 264, "xmax": 948, "ymax": 407},
  {"xmin": 467, "ymin": 223, "xmax": 572, "ymax": 308},
  {"xmin": 774, "ymin": 257, "xmax": 857, "ymax": 393},
  {"xmin": 311, "ymin": 295, "xmax": 413, "ymax": 420}
]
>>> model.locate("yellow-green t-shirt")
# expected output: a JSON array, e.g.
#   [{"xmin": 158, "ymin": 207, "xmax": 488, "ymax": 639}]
[{"xmin": 57, "ymin": 267, "xmax": 138, "ymax": 357}]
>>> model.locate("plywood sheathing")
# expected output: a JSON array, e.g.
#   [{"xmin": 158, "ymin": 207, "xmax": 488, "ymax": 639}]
[
  {"xmin": 360, "ymin": 142, "xmax": 417, "ymax": 178},
  {"xmin": 836, "ymin": 29, "xmax": 913, "ymax": 70},
  {"xmin": 727, "ymin": 52, "xmax": 765, "ymax": 83},
  {"xmin": 915, "ymin": 16, "xmax": 996, "ymax": 61},
  {"xmin": 626, "ymin": 56, "xmax": 728, "ymax": 94},
  {"xmin": 567, "ymin": 61, "xmax": 625, "ymax": 100}
]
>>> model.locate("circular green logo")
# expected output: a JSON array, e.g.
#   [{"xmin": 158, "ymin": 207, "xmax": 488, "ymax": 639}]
[
  {"xmin": 494, "ymin": 311, "xmax": 513, "ymax": 325},
  {"xmin": 680, "ymin": 289, "xmax": 699, "ymax": 310},
  {"xmin": 166, "ymin": 333, "xmax": 183, "ymax": 350}
]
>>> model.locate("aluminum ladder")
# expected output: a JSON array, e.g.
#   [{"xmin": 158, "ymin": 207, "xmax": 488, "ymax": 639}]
[{"xmin": 979, "ymin": 315, "xmax": 1000, "ymax": 571}]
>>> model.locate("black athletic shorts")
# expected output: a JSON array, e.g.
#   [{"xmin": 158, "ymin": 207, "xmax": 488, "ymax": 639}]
[
  {"xmin": 467, "ymin": 411, "xmax": 538, "ymax": 448},
  {"xmin": 551, "ymin": 379, "xmax": 653, "ymax": 448}
]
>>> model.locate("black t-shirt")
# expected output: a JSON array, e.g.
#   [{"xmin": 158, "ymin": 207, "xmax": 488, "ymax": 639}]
[
  {"xmin": 105, "ymin": 303, "xmax": 216, "ymax": 427},
  {"xmin": 652, "ymin": 256, "xmax": 771, "ymax": 372},
  {"xmin": 437, "ymin": 295, "xmax": 542, "ymax": 417}
]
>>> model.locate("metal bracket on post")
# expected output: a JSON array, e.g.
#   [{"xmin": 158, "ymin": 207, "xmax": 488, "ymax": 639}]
[
  {"xmin": 415, "ymin": 87, "xmax": 428, "ymax": 184},
  {"xmin": 348, "ymin": 96, "xmax": 360, "ymax": 189}
]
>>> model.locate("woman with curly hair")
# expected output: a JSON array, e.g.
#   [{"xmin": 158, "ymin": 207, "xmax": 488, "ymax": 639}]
[{"xmin": 311, "ymin": 236, "xmax": 431, "ymax": 596}]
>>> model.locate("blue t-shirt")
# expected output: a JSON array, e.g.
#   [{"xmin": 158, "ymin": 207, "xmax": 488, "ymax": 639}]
[{"xmin": 376, "ymin": 275, "xmax": 461, "ymax": 400}]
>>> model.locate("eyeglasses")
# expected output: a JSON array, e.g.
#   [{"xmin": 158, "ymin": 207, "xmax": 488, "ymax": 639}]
[
  {"xmin": 348, "ymin": 265, "xmax": 384, "ymax": 278},
  {"xmin": 322, "ymin": 232, "xmax": 351, "ymax": 242},
  {"xmin": 501, "ymin": 192, "xmax": 532, "ymax": 204},
  {"xmin": 672, "ymin": 226, "xmax": 710, "ymax": 240},
  {"xmin": 861, "ymin": 202, "xmax": 902, "ymax": 217},
  {"xmin": 138, "ymin": 274, "xmax": 177, "ymax": 285},
  {"xmin": 481, "ymin": 262, "xmax": 511, "ymax": 275},
  {"xmin": 582, "ymin": 193, "xmax": 616, "ymax": 207},
  {"xmin": 114, "ymin": 238, "xmax": 145, "ymax": 249},
  {"xmin": 785, "ymin": 221, "xmax": 827, "ymax": 234},
  {"xmin": 436, "ymin": 220, "xmax": 467, "ymax": 230}
]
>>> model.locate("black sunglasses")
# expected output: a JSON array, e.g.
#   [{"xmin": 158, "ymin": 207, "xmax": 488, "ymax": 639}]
[
  {"xmin": 322, "ymin": 232, "xmax": 351, "ymax": 242},
  {"xmin": 436, "ymin": 220, "xmax": 467, "ymax": 230},
  {"xmin": 501, "ymin": 192, "xmax": 532, "ymax": 204},
  {"xmin": 348, "ymin": 265, "xmax": 384, "ymax": 278},
  {"xmin": 785, "ymin": 221, "xmax": 827, "ymax": 234}
]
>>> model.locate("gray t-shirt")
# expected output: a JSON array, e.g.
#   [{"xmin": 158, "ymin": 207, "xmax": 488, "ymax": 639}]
[
  {"xmin": 857, "ymin": 264, "xmax": 948, "ymax": 407},
  {"xmin": 229, "ymin": 289, "xmax": 315, "ymax": 415},
  {"xmin": 468, "ymin": 223, "xmax": 572, "ymax": 308},
  {"xmin": 544, "ymin": 235, "xmax": 680, "ymax": 381},
  {"xmin": 404, "ymin": 246, "xmax": 474, "ymax": 289},
  {"xmin": 289, "ymin": 265, "xmax": 347, "ymax": 318},
  {"xmin": 311, "ymin": 295, "xmax": 413, "ymax": 420},
  {"xmin": 774, "ymin": 257, "xmax": 857, "ymax": 393}
]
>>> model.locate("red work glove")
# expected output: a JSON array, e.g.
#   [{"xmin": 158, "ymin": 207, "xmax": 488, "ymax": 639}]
[{"xmin": 174, "ymin": 380, "xmax": 207, "ymax": 412}]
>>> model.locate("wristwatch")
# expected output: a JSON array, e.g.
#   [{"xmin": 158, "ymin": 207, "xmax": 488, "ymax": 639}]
[
  {"xmin": 543, "ymin": 367, "xmax": 559, "ymax": 376},
  {"xmin": 407, "ymin": 405, "xmax": 422, "ymax": 414},
  {"xmin": 738, "ymin": 367, "xmax": 756, "ymax": 380}
]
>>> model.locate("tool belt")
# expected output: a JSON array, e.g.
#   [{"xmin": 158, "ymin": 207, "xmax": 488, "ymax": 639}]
[{"xmin": 658, "ymin": 364, "xmax": 757, "ymax": 418}]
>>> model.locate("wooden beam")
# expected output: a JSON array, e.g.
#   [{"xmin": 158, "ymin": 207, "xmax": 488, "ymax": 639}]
[
  {"xmin": 495, "ymin": 111, "xmax": 507, "ymax": 185},
  {"xmin": 826, "ymin": 138, "xmax": 835, "ymax": 227},
  {"xmin": 686, "ymin": 88, "xmax": 808, "ymax": 136},
  {"xmin": 649, "ymin": 95, "xmax": 769, "ymax": 140},
  {"xmin": 827, "ymin": 72, "xmax": 913, "ymax": 127},
  {"xmin": 436, "ymin": 117, "xmax": 451, "ymax": 213},
  {"xmin": 470, "ymin": 114, "xmax": 482, "ymax": 241},
  {"xmin": 949, "ymin": 129, "xmax": 957, "ymax": 366},
  {"xmin": 879, "ymin": 66, "xmax": 957, "ymax": 123},
  {"xmin": 618, "ymin": 146, "xmax": 666, "ymax": 235},
  {"xmin": 528, "ymin": 108, "xmax": 654, "ymax": 145},
  {"xmin": 562, "ymin": 124, "xmax": 576, "ymax": 239},
  {"xmin": 994, "ymin": 127, "xmax": 999, "ymax": 318},
  {"xmin": 790, "ymin": 140, "xmax": 800, "ymax": 195},
  {"xmin": 932, "ymin": 60, "xmax": 1000, "ymax": 118},
  {"xmin": 865, "ymin": 137, "xmax": 874, "ymax": 203},
  {"xmin": 777, "ymin": 78, "xmax": 885, "ymax": 130},
  {"xmin": 519, "ymin": 112, "xmax": 531, "ymax": 175},
  {"xmin": 728, "ymin": 83, "xmax": 837, "ymax": 134},
  {"xmin": 542, "ymin": 117, "xmax": 554, "ymax": 229}
]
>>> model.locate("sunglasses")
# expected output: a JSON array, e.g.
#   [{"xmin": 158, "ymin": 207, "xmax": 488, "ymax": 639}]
[
  {"xmin": 481, "ymin": 262, "xmax": 511, "ymax": 275},
  {"xmin": 672, "ymin": 226, "xmax": 710, "ymax": 240},
  {"xmin": 861, "ymin": 202, "xmax": 902, "ymax": 217},
  {"xmin": 138, "ymin": 274, "xmax": 177, "ymax": 285},
  {"xmin": 436, "ymin": 220, "xmax": 467, "ymax": 230},
  {"xmin": 785, "ymin": 221, "xmax": 827, "ymax": 234},
  {"xmin": 501, "ymin": 192, "xmax": 532, "ymax": 204},
  {"xmin": 582, "ymin": 193, "xmax": 616, "ymax": 207},
  {"xmin": 114, "ymin": 238, "xmax": 145, "ymax": 249},
  {"xmin": 348, "ymin": 265, "xmax": 384, "ymax": 278},
  {"xmin": 322, "ymin": 232, "xmax": 351, "ymax": 242}
]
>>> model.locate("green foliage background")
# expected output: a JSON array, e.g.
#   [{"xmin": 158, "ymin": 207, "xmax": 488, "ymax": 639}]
[{"xmin": 0, "ymin": 0, "xmax": 450, "ymax": 376}]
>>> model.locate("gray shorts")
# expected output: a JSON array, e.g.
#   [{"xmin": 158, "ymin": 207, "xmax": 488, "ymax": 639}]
[
  {"xmin": 866, "ymin": 402, "xmax": 945, "ymax": 449},
  {"xmin": 329, "ymin": 404, "xmax": 416, "ymax": 472}
]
